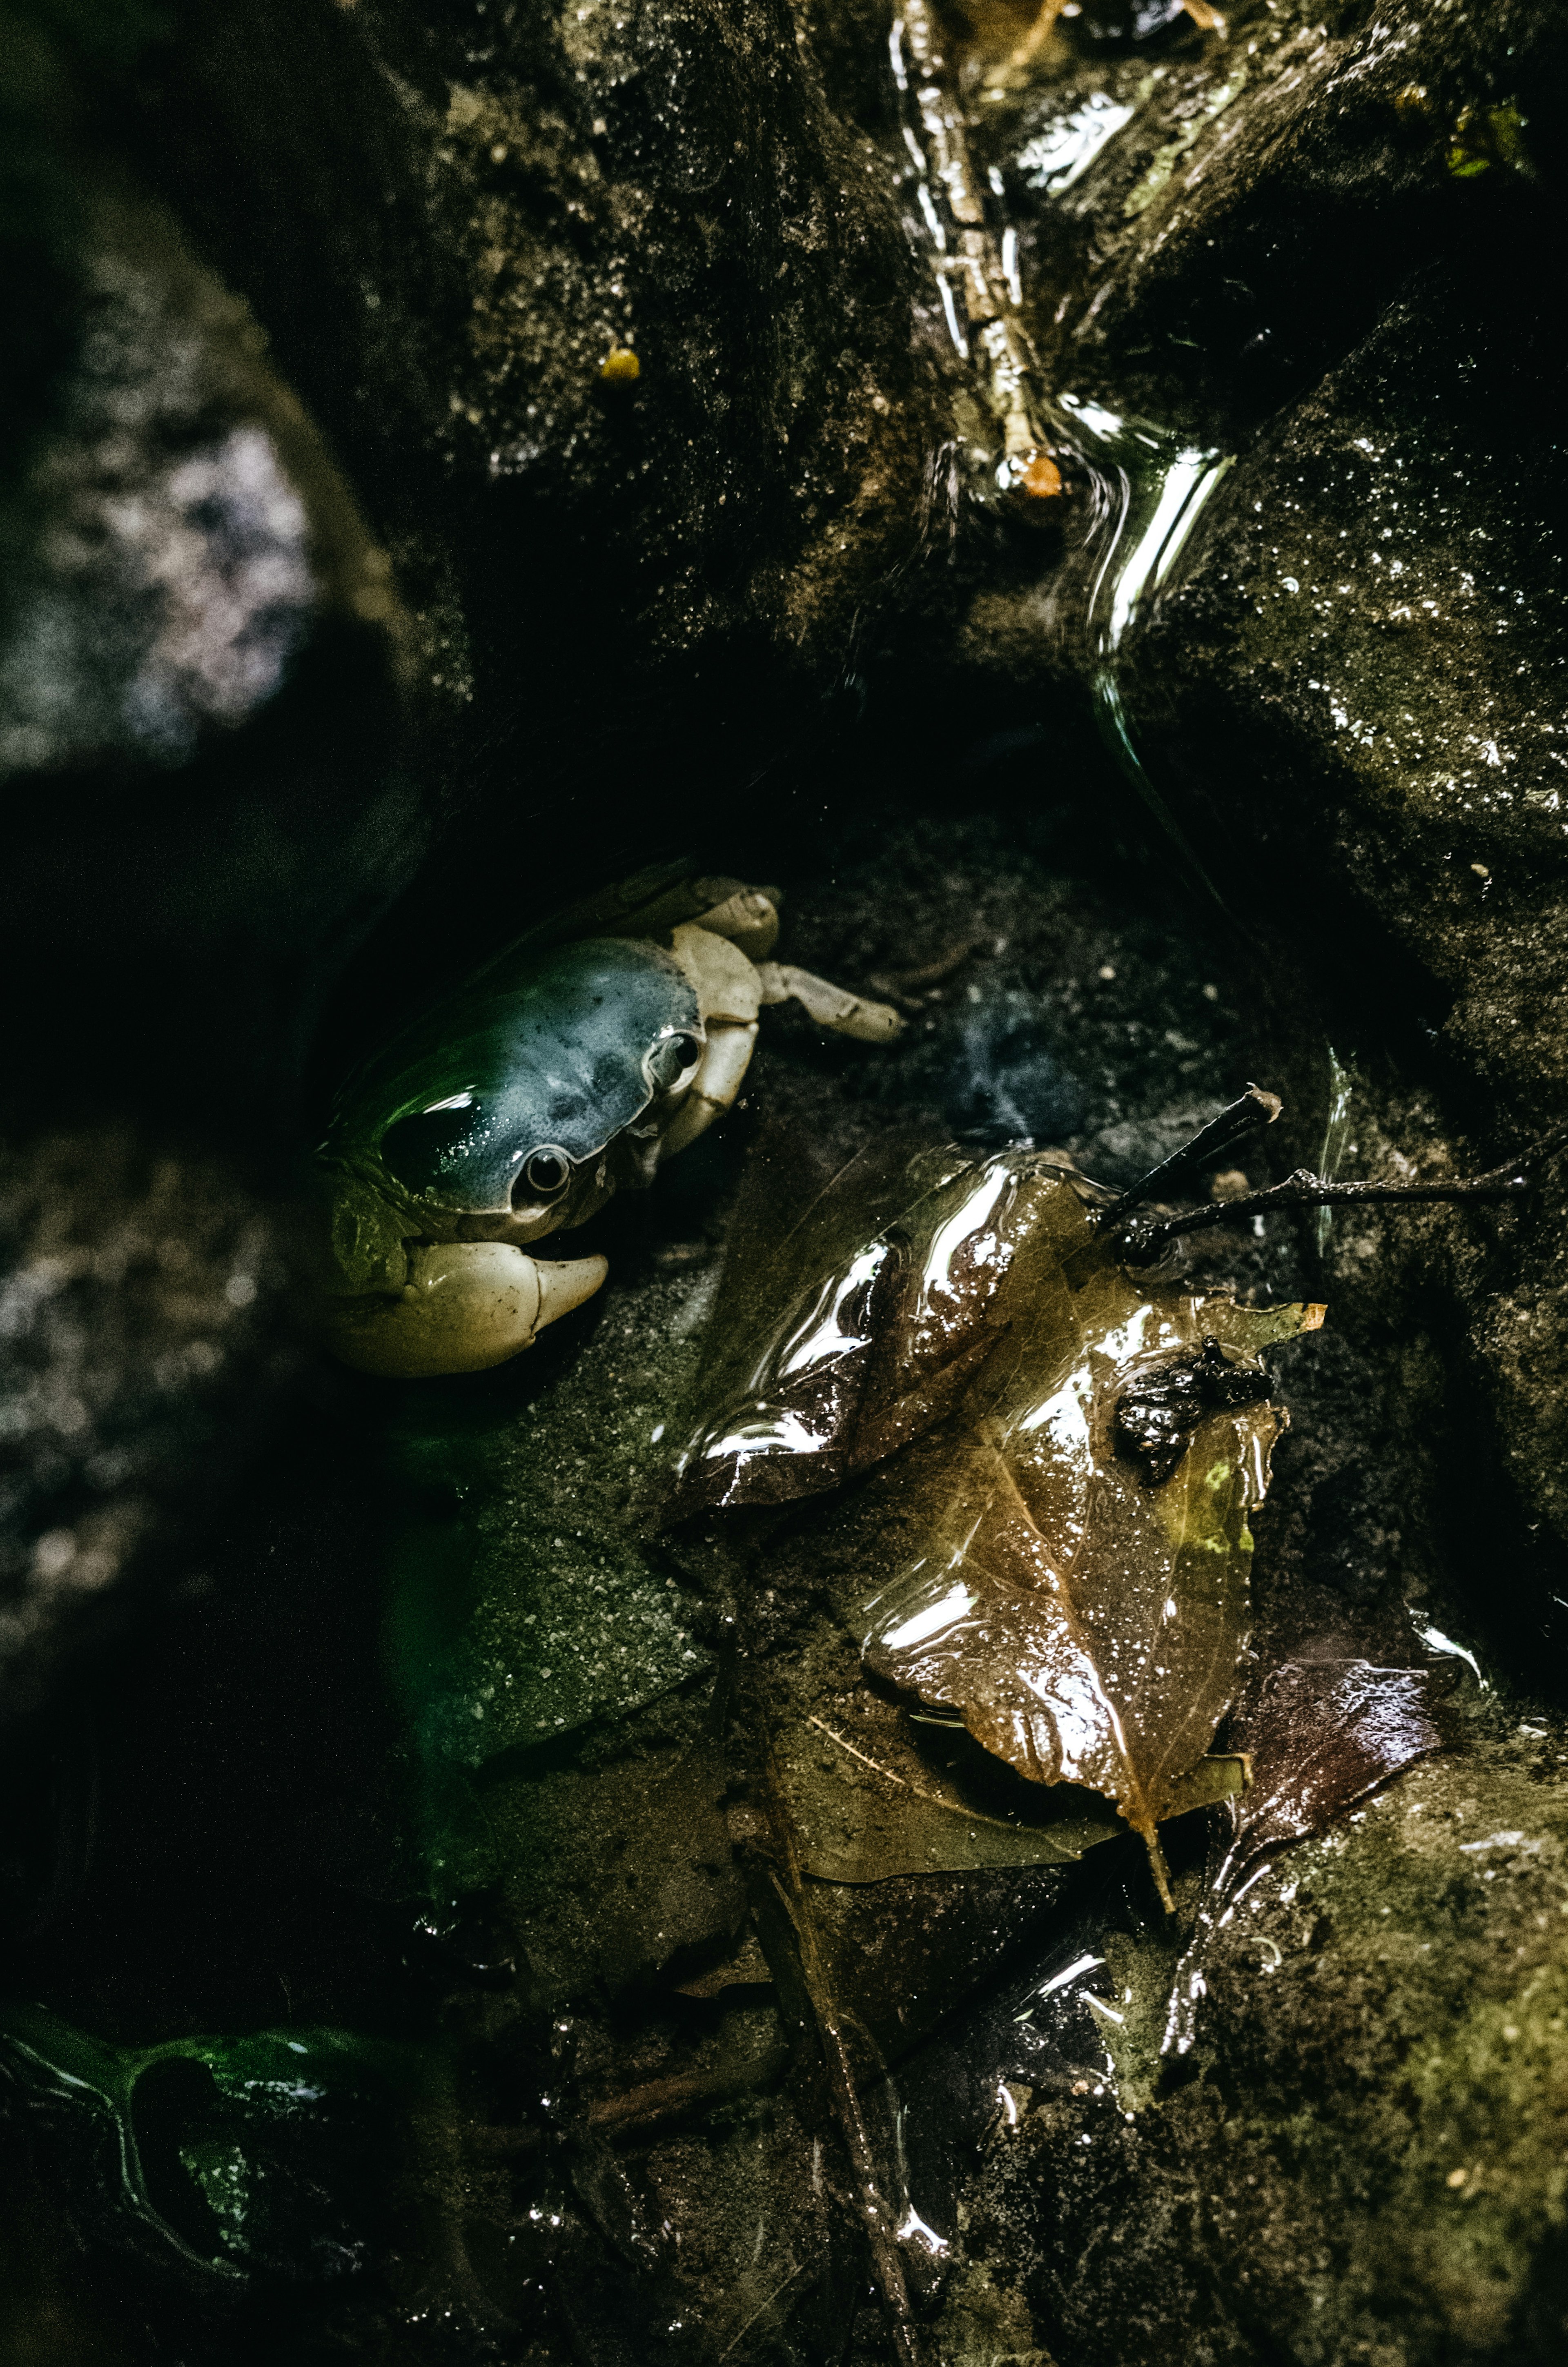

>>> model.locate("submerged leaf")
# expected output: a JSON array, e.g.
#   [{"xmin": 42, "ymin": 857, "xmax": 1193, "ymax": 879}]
[
  {"xmin": 1164, "ymin": 1658, "xmax": 1443, "ymax": 2051},
  {"xmin": 773, "ymin": 1700, "xmax": 1125, "ymax": 1884},
  {"xmin": 773, "ymin": 1703, "xmax": 1246, "ymax": 1884},
  {"xmin": 1223, "ymin": 1659, "xmax": 1444, "ymax": 1871},
  {"xmin": 675, "ymin": 1146, "xmax": 1324, "ymax": 1899}
]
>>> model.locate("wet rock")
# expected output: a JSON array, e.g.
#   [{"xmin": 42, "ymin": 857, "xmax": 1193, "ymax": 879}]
[
  {"xmin": 0, "ymin": 1130, "xmax": 294, "ymax": 1737},
  {"xmin": 966, "ymin": 1712, "xmax": 1568, "ymax": 2366},
  {"xmin": 958, "ymin": 0, "xmax": 1568, "ymax": 1099},
  {"xmin": 1098, "ymin": 248, "xmax": 1568, "ymax": 1594},
  {"xmin": 0, "ymin": 25, "xmax": 421, "ymax": 1736},
  {"xmin": 0, "ymin": 172, "xmax": 420, "ymax": 1127},
  {"xmin": 0, "ymin": 200, "xmax": 394, "ymax": 782},
  {"xmin": 933, "ymin": 2263, "xmax": 1053, "ymax": 2367},
  {"xmin": 975, "ymin": 0, "xmax": 1561, "ymax": 438},
  {"xmin": 944, "ymin": 0, "xmax": 1568, "ymax": 1611},
  {"xmin": 1127, "ymin": 274, "xmax": 1568, "ymax": 1115},
  {"xmin": 118, "ymin": 0, "xmax": 963, "ymax": 992}
]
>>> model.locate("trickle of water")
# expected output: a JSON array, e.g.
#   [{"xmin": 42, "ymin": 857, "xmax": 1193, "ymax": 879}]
[
  {"xmin": 1016, "ymin": 92, "xmax": 1140, "ymax": 194},
  {"xmin": 884, "ymin": 0, "xmax": 1238, "ymax": 888},
  {"xmin": 1041, "ymin": 394, "xmax": 1233, "ymax": 893},
  {"xmin": 1068, "ymin": 404, "xmax": 1233, "ymax": 661},
  {"xmin": 1315, "ymin": 1047, "xmax": 1356, "ymax": 1252}
]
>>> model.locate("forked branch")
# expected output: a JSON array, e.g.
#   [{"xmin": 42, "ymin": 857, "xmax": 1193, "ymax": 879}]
[{"xmin": 1104, "ymin": 1113, "xmax": 1568, "ymax": 1265}]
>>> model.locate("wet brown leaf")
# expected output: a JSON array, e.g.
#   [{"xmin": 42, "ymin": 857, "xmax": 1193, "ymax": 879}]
[
  {"xmin": 1164, "ymin": 1657, "xmax": 1444, "ymax": 2051},
  {"xmin": 1227, "ymin": 1659, "xmax": 1445, "ymax": 1870},
  {"xmin": 666, "ymin": 1135, "xmax": 983, "ymax": 1516},
  {"xmin": 675, "ymin": 1147, "xmax": 1324, "ymax": 1901},
  {"xmin": 860, "ymin": 1413, "xmax": 1283, "ymax": 1909},
  {"xmin": 772, "ymin": 1695, "xmax": 1125, "ymax": 1884}
]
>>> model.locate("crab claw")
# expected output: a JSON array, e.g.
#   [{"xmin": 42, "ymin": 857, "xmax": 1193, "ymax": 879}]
[{"xmin": 324, "ymin": 1242, "xmax": 608, "ymax": 1377}]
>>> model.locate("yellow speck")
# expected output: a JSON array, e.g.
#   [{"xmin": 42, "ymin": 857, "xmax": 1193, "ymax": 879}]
[
  {"xmin": 1448, "ymin": 103, "xmax": 1529, "ymax": 180},
  {"xmin": 600, "ymin": 346, "xmax": 640, "ymax": 384},
  {"xmin": 1446, "ymin": 2166, "xmax": 1468, "ymax": 2189},
  {"xmin": 1502, "ymin": 2024, "xmax": 1521, "ymax": 2041}
]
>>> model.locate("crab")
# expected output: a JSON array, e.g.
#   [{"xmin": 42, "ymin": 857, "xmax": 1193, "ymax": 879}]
[{"xmin": 311, "ymin": 866, "xmax": 902, "ymax": 1376}]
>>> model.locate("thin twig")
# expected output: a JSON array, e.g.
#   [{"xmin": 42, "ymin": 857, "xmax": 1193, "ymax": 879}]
[
  {"xmin": 1109, "ymin": 1121, "xmax": 1568, "ymax": 1263},
  {"xmin": 1106, "ymin": 1083, "xmax": 1282, "ymax": 1222},
  {"xmin": 1001, "ymin": 0, "xmax": 1068, "ymax": 79},
  {"xmin": 718, "ymin": 2257, "xmax": 817, "ymax": 2361}
]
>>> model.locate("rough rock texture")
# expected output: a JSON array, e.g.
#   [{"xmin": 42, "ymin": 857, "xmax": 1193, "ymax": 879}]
[
  {"xmin": 0, "ymin": 0, "xmax": 965, "ymax": 1720},
  {"xmin": 5, "ymin": 0, "xmax": 1568, "ymax": 2359},
  {"xmin": 1127, "ymin": 275, "xmax": 1568, "ymax": 1607},
  {"xmin": 0, "ymin": 1131, "xmax": 294, "ymax": 1732},
  {"xmin": 1, "ymin": 2, "xmax": 422, "ymax": 1122},
  {"xmin": 128, "ymin": 0, "xmax": 964, "ymax": 957},
  {"xmin": 983, "ymin": 0, "xmax": 1565, "ymax": 442},
  {"xmin": 0, "ymin": 2, "xmax": 432, "ymax": 1738},
  {"xmin": 947, "ymin": 0, "xmax": 1568, "ymax": 1637},
  {"xmin": 970, "ymin": 1709, "xmax": 1568, "ymax": 2367}
]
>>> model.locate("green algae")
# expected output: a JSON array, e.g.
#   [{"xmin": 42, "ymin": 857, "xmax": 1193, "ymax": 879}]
[
  {"xmin": 0, "ymin": 2004, "xmax": 428, "ymax": 2282},
  {"xmin": 385, "ymin": 1260, "xmax": 716, "ymax": 1895},
  {"xmin": 933, "ymin": 2260, "xmax": 1056, "ymax": 2365},
  {"xmin": 1120, "ymin": 71, "xmax": 1248, "ymax": 222},
  {"xmin": 966, "ymin": 1708, "xmax": 1568, "ymax": 2364}
]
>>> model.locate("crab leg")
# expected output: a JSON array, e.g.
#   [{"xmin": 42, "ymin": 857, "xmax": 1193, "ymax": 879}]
[
  {"xmin": 689, "ymin": 883, "xmax": 782, "ymax": 959},
  {"xmin": 755, "ymin": 962, "xmax": 904, "ymax": 1042}
]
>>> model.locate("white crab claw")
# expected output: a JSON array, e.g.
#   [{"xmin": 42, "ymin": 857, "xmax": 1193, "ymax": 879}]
[{"xmin": 325, "ymin": 1241, "xmax": 608, "ymax": 1377}]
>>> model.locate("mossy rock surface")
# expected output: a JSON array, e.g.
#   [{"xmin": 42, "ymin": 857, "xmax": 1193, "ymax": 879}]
[{"xmin": 968, "ymin": 1714, "xmax": 1568, "ymax": 2365}]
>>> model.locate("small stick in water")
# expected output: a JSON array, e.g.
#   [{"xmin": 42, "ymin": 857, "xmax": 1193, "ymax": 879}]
[
  {"xmin": 1106, "ymin": 1084, "xmax": 1282, "ymax": 1222},
  {"xmin": 1099, "ymin": 1104, "xmax": 1568, "ymax": 1264}
]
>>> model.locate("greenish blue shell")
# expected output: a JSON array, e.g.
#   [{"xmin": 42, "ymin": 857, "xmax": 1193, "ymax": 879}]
[{"xmin": 324, "ymin": 937, "xmax": 699, "ymax": 1215}]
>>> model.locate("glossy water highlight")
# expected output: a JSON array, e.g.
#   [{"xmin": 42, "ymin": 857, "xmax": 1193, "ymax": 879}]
[{"xmin": 1049, "ymin": 391, "xmax": 1234, "ymax": 894}]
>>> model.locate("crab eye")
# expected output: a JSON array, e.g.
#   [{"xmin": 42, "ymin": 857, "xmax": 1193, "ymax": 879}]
[
  {"xmin": 519, "ymin": 1147, "xmax": 571, "ymax": 1200},
  {"xmin": 647, "ymin": 1031, "xmax": 702, "ymax": 1092}
]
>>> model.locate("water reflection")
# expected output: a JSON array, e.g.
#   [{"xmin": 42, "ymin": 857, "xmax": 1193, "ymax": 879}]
[{"xmin": 1017, "ymin": 93, "xmax": 1139, "ymax": 192}]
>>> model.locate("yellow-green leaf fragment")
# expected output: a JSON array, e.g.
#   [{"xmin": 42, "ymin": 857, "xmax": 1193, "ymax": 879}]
[{"xmin": 1447, "ymin": 102, "xmax": 1530, "ymax": 179}]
